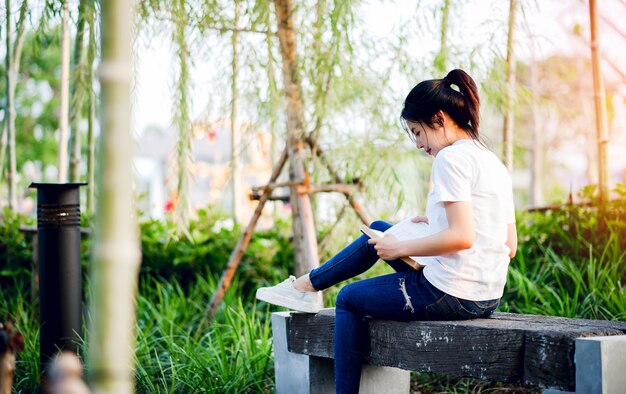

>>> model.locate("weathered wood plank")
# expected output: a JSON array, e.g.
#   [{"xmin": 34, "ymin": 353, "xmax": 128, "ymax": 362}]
[
  {"xmin": 287, "ymin": 310, "xmax": 626, "ymax": 391},
  {"xmin": 366, "ymin": 319, "xmax": 524, "ymax": 382}
]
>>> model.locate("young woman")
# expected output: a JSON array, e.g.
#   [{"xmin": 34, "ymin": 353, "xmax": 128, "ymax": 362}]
[{"xmin": 256, "ymin": 69, "xmax": 517, "ymax": 394}]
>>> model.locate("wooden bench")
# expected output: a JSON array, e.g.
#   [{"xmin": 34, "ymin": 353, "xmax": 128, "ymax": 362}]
[{"xmin": 271, "ymin": 309, "xmax": 626, "ymax": 394}]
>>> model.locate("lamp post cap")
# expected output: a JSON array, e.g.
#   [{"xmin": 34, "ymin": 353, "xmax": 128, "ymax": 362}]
[{"xmin": 29, "ymin": 182, "xmax": 88, "ymax": 189}]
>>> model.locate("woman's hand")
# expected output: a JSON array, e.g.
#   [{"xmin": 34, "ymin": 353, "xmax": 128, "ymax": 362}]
[
  {"xmin": 367, "ymin": 235, "xmax": 403, "ymax": 261},
  {"xmin": 411, "ymin": 216, "xmax": 429, "ymax": 224}
]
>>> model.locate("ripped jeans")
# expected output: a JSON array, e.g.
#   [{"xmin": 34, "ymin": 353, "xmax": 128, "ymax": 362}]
[{"xmin": 308, "ymin": 220, "xmax": 499, "ymax": 394}]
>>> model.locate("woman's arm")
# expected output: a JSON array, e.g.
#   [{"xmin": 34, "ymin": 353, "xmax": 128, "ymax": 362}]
[
  {"xmin": 369, "ymin": 201, "xmax": 474, "ymax": 260},
  {"xmin": 506, "ymin": 223, "xmax": 517, "ymax": 259}
]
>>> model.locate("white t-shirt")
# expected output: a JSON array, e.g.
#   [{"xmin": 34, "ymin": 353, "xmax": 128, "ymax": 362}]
[{"xmin": 420, "ymin": 139, "xmax": 515, "ymax": 301}]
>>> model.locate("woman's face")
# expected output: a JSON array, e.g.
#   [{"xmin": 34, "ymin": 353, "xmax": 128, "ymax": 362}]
[{"xmin": 406, "ymin": 120, "xmax": 447, "ymax": 157}]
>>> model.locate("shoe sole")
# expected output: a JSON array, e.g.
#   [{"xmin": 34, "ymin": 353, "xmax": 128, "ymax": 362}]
[{"xmin": 256, "ymin": 288, "xmax": 320, "ymax": 313}]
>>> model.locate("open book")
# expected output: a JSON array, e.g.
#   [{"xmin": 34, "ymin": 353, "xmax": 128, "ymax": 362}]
[{"xmin": 360, "ymin": 218, "xmax": 429, "ymax": 270}]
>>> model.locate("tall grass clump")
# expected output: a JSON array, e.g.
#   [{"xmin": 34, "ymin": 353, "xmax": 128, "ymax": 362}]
[
  {"xmin": 133, "ymin": 276, "xmax": 274, "ymax": 393},
  {"xmin": 502, "ymin": 184, "xmax": 626, "ymax": 320}
]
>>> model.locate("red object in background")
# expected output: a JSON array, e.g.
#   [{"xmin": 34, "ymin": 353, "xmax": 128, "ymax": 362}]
[
  {"xmin": 165, "ymin": 199, "xmax": 175, "ymax": 212},
  {"xmin": 208, "ymin": 129, "xmax": 217, "ymax": 142}
]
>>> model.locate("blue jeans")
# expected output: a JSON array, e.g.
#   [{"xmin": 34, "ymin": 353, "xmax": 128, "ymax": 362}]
[{"xmin": 308, "ymin": 220, "xmax": 499, "ymax": 394}]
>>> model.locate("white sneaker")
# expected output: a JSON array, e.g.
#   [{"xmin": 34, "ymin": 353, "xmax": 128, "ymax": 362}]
[{"xmin": 256, "ymin": 276, "xmax": 322, "ymax": 313}]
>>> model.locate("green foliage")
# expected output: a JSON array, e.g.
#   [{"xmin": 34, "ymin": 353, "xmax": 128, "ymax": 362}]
[
  {"xmin": 0, "ymin": 25, "xmax": 63, "ymax": 178},
  {"xmin": 139, "ymin": 209, "xmax": 293, "ymax": 296},
  {"xmin": 0, "ymin": 208, "xmax": 35, "ymax": 288},
  {"xmin": 501, "ymin": 184, "xmax": 626, "ymax": 320},
  {"xmin": 0, "ymin": 208, "xmax": 293, "ymax": 299}
]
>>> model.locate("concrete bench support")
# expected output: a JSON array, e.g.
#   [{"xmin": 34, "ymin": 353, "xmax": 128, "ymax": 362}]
[
  {"xmin": 575, "ymin": 335, "xmax": 626, "ymax": 393},
  {"xmin": 272, "ymin": 311, "xmax": 410, "ymax": 394},
  {"xmin": 543, "ymin": 335, "xmax": 626, "ymax": 394}
]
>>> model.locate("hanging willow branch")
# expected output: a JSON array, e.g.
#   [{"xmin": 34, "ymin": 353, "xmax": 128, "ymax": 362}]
[
  {"xmin": 171, "ymin": 0, "xmax": 192, "ymax": 234},
  {"xmin": 434, "ymin": 0, "xmax": 450, "ymax": 74},
  {"xmin": 231, "ymin": 0, "xmax": 242, "ymax": 223}
]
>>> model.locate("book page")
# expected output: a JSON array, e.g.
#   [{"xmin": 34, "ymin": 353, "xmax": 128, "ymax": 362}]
[
  {"xmin": 385, "ymin": 218, "xmax": 429, "ymax": 264},
  {"xmin": 383, "ymin": 218, "xmax": 429, "ymax": 241},
  {"xmin": 359, "ymin": 219, "xmax": 427, "ymax": 269}
]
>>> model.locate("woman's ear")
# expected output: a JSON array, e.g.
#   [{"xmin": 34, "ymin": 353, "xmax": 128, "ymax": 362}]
[{"xmin": 433, "ymin": 110, "xmax": 445, "ymax": 127}]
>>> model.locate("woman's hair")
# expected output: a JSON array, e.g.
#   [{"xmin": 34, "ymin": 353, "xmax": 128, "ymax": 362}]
[{"xmin": 401, "ymin": 69, "xmax": 480, "ymax": 141}]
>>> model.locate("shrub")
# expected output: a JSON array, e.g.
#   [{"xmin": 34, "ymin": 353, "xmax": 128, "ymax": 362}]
[
  {"xmin": 502, "ymin": 184, "xmax": 626, "ymax": 320},
  {"xmin": 0, "ymin": 208, "xmax": 294, "ymax": 301}
]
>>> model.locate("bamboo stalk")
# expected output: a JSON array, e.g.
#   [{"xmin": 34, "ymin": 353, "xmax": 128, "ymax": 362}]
[
  {"xmin": 502, "ymin": 0, "xmax": 517, "ymax": 173},
  {"xmin": 86, "ymin": 16, "xmax": 96, "ymax": 215},
  {"xmin": 69, "ymin": 0, "xmax": 88, "ymax": 182},
  {"xmin": 204, "ymin": 145, "xmax": 289, "ymax": 322},
  {"xmin": 58, "ymin": 1, "xmax": 71, "ymax": 183},
  {"xmin": 589, "ymin": 0, "xmax": 610, "ymax": 202},
  {"xmin": 88, "ymin": 0, "xmax": 140, "ymax": 392}
]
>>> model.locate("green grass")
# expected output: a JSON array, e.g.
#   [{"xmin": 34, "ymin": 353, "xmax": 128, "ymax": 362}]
[
  {"xmin": 133, "ymin": 277, "xmax": 274, "ymax": 393},
  {"xmin": 2, "ymin": 275, "xmax": 275, "ymax": 393},
  {"xmin": 501, "ymin": 231, "xmax": 626, "ymax": 320}
]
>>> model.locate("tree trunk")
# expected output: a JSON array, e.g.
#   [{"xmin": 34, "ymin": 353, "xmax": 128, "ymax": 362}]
[
  {"xmin": 264, "ymin": 6, "xmax": 280, "ymax": 219},
  {"xmin": 5, "ymin": 0, "xmax": 15, "ymax": 210},
  {"xmin": 1, "ymin": 0, "xmax": 28, "ymax": 204},
  {"xmin": 588, "ymin": 0, "xmax": 610, "ymax": 202},
  {"xmin": 502, "ymin": 0, "xmax": 517, "ymax": 173},
  {"xmin": 0, "ymin": 124, "xmax": 6, "ymax": 189},
  {"xmin": 5, "ymin": 0, "xmax": 28, "ymax": 211},
  {"xmin": 58, "ymin": 0, "xmax": 71, "ymax": 183},
  {"xmin": 273, "ymin": 0, "xmax": 319, "ymax": 276},
  {"xmin": 4, "ymin": 0, "xmax": 20, "ymax": 210},
  {"xmin": 69, "ymin": 0, "xmax": 88, "ymax": 182},
  {"xmin": 231, "ymin": 0, "xmax": 243, "ymax": 223},
  {"xmin": 88, "ymin": 0, "xmax": 140, "ymax": 392},
  {"xmin": 529, "ymin": 57, "xmax": 543, "ymax": 206}
]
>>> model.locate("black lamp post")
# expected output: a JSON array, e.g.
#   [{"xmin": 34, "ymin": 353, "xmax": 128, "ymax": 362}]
[{"xmin": 29, "ymin": 182, "xmax": 86, "ymax": 376}]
